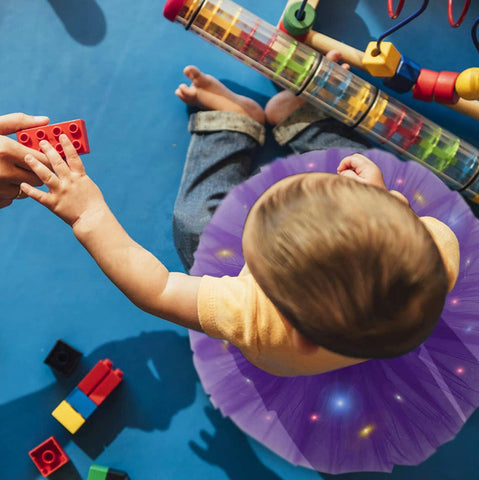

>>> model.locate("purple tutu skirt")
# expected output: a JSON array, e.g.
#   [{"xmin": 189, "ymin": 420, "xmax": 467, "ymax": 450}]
[{"xmin": 189, "ymin": 148, "xmax": 479, "ymax": 474}]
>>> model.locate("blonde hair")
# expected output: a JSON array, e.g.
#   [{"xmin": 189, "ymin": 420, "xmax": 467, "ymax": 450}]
[{"xmin": 245, "ymin": 174, "xmax": 449, "ymax": 358}]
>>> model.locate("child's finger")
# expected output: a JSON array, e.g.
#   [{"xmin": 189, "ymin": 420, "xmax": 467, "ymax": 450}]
[
  {"xmin": 24, "ymin": 154, "xmax": 60, "ymax": 189},
  {"xmin": 338, "ymin": 169, "xmax": 362, "ymax": 181},
  {"xmin": 39, "ymin": 140, "xmax": 70, "ymax": 178},
  {"xmin": 20, "ymin": 182, "xmax": 52, "ymax": 207},
  {"xmin": 59, "ymin": 134, "xmax": 85, "ymax": 173},
  {"xmin": 337, "ymin": 158, "xmax": 352, "ymax": 173}
]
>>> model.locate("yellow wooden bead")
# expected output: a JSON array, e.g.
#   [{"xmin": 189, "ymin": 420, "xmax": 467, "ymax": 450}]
[
  {"xmin": 362, "ymin": 41, "xmax": 401, "ymax": 78},
  {"xmin": 52, "ymin": 400, "xmax": 85, "ymax": 434},
  {"xmin": 455, "ymin": 68, "xmax": 479, "ymax": 100}
]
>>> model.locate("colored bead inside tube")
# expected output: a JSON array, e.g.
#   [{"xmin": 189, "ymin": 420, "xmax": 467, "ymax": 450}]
[{"xmin": 302, "ymin": 57, "xmax": 377, "ymax": 126}]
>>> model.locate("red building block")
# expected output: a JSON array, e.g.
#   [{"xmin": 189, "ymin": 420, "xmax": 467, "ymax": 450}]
[
  {"xmin": 29, "ymin": 436, "xmax": 69, "ymax": 477},
  {"xmin": 89, "ymin": 368, "xmax": 124, "ymax": 405},
  {"xmin": 77, "ymin": 359, "xmax": 113, "ymax": 396},
  {"xmin": 16, "ymin": 119, "xmax": 90, "ymax": 157}
]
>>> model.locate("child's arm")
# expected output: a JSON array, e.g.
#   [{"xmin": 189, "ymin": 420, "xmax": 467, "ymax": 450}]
[{"xmin": 21, "ymin": 135, "xmax": 203, "ymax": 331}]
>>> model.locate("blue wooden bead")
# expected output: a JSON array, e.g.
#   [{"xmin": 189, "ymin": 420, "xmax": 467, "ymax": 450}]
[{"xmin": 383, "ymin": 56, "xmax": 421, "ymax": 94}]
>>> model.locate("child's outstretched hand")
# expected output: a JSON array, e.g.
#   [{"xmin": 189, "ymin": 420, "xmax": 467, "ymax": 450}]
[
  {"xmin": 20, "ymin": 134, "xmax": 105, "ymax": 227},
  {"xmin": 337, "ymin": 153, "xmax": 386, "ymax": 190}
]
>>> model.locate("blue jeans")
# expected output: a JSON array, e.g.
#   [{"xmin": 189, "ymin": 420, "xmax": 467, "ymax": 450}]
[{"xmin": 173, "ymin": 105, "xmax": 369, "ymax": 271}]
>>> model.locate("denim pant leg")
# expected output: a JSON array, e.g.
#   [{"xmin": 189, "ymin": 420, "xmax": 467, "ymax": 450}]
[
  {"xmin": 272, "ymin": 103, "xmax": 371, "ymax": 153},
  {"xmin": 173, "ymin": 111, "xmax": 265, "ymax": 271}
]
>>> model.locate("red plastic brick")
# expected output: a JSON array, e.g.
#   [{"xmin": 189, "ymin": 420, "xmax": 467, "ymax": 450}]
[
  {"xmin": 29, "ymin": 436, "xmax": 69, "ymax": 477},
  {"xmin": 77, "ymin": 359, "xmax": 113, "ymax": 396},
  {"xmin": 413, "ymin": 69, "xmax": 440, "ymax": 102},
  {"xmin": 89, "ymin": 368, "xmax": 124, "ymax": 405},
  {"xmin": 434, "ymin": 71, "xmax": 460, "ymax": 104},
  {"xmin": 16, "ymin": 119, "xmax": 90, "ymax": 158}
]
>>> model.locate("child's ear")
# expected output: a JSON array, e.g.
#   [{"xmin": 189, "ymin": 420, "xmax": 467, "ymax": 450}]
[{"xmin": 291, "ymin": 328, "xmax": 320, "ymax": 355}]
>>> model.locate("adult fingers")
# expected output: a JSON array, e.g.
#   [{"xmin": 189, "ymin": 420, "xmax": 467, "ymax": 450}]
[
  {"xmin": 3, "ymin": 164, "xmax": 44, "ymax": 186},
  {"xmin": 0, "ymin": 135, "xmax": 48, "ymax": 168},
  {"xmin": 39, "ymin": 141, "xmax": 70, "ymax": 178},
  {"xmin": 24, "ymin": 155, "xmax": 60, "ymax": 189},
  {"xmin": 59, "ymin": 135, "xmax": 85, "ymax": 173},
  {"xmin": 0, "ymin": 183, "xmax": 23, "ymax": 199},
  {"xmin": 0, "ymin": 113, "xmax": 49, "ymax": 136},
  {"xmin": 0, "ymin": 199, "xmax": 13, "ymax": 209}
]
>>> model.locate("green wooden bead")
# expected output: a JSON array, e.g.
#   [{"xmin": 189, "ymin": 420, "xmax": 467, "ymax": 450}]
[{"xmin": 282, "ymin": 2, "xmax": 316, "ymax": 37}]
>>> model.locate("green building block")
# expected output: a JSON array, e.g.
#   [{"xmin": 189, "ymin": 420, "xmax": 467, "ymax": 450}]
[{"xmin": 87, "ymin": 464, "xmax": 109, "ymax": 480}]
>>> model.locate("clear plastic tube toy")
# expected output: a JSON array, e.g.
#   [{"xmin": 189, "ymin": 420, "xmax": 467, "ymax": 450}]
[{"xmin": 164, "ymin": 0, "xmax": 479, "ymax": 202}]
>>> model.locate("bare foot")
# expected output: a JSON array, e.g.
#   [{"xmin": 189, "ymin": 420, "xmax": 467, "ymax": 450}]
[
  {"xmin": 265, "ymin": 50, "xmax": 350, "ymax": 126},
  {"xmin": 175, "ymin": 65, "xmax": 265, "ymax": 125}
]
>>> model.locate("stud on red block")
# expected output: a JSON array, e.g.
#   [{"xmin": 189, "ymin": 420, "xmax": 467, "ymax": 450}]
[
  {"xmin": 29, "ymin": 436, "xmax": 69, "ymax": 477},
  {"xmin": 434, "ymin": 71, "xmax": 460, "ymax": 104},
  {"xmin": 77, "ymin": 359, "xmax": 114, "ymax": 396},
  {"xmin": 89, "ymin": 368, "xmax": 124, "ymax": 405},
  {"xmin": 16, "ymin": 119, "xmax": 90, "ymax": 158}
]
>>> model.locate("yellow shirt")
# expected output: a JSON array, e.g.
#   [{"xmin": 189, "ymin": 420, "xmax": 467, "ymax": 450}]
[{"xmin": 197, "ymin": 217, "xmax": 460, "ymax": 377}]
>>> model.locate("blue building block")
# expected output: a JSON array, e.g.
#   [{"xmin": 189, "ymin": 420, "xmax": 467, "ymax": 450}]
[
  {"xmin": 383, "ymin": 56, "xmax": 421, "ymax": 94},
  {"xmin": 66, "ymin": 387, "xmax": 98, "ymax": 419}
]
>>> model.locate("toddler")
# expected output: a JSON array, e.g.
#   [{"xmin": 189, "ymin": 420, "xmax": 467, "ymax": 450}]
[{"xmin": 21, "ymin": 55, "xmax": 459, "ymax": 377}]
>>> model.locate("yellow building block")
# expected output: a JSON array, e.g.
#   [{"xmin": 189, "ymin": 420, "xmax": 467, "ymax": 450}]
[
  {"xmin": 455, "ymin": 68, "xmax": 479, "ymax": 100},
  {"xmin": 52, "ymin": 400, "xmax": 85, "ymax": 434},
  {"xmin": 362, "ymin": 41, "xmax": 401, "ymax": 78}
]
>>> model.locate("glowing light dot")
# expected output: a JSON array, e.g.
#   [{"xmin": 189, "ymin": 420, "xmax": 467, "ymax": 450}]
[
  {"xmin": 359, "ymin": 425, "xmax": 374, "ymax": 437},
  {"xmin": 307, "ymin": 162, "xmax": 316, "ymax": 169},
  {"xmin": 309, "ymin": 413, "xmax": 319, "ymax": 422},
  {"xmin": 245, "ymin": 378, "xmax": 252, "ymax": 384},
  {"xmin": 217, "ymin": 249, "xmax": 233, "ymax": 258},
  {"xmin": 395, "ymin": 178, "xmax": 404, "ymax": 185},
  {"xmin": 336, "ymin": 399, "xmax": 344, "ymax": 407},
  {"xmin": 265, "ymin": 413, "xmax": 273, "ymax": 421},
  {"xmin": 456, "ymin": 367, "xmax": 465, "ymax": 375},
  {"xmin": 414, "ymin": 192, "xmax": 425, "ymax": 205},
  {"xmin": 394, "ymin": 394, "xmax": 403, "ymax": 401},
  {"xmin": 450, "ymin": 298, "xmax": 459, "ymax": 306},
  {"xmin": 466, "ymin": 326, "xmax": 473, "ymax": 333}
]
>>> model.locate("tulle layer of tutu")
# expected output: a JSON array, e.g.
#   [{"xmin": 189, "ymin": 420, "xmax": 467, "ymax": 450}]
[{"xmin": 189, "ymin": 148, "xmax": 479, "ymax": 474}]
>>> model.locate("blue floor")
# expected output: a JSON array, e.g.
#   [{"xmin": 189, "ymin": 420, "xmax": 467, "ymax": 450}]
[{"xmin": 0, "ymin": 1, "xmax": 478, "ymax": 479}]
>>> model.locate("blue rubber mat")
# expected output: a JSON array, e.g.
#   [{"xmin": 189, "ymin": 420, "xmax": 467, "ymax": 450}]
[{"xmin": 0, "ymin": 1, "xmax": 478, "ymax": 479}]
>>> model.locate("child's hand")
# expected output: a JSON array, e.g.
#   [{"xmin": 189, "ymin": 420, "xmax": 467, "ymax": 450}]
[
  {"xmin": 337, "ymin": 153, "xmax": 387, "ymax": 190},
  {"xmin": 20, "ymin": 134, "xmax": 106, "ymax": 227}
]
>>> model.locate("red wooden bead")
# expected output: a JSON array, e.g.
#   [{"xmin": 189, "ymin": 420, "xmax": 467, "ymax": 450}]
[
  {"xmin": 434, "ymin": 71, "xmax": 460, "ymax": 104},
  {"xmin": 413, "ymin": 69, "xmax": 439, "ymax": 102}
]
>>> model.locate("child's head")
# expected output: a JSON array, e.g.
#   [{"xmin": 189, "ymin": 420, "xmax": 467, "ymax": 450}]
[{"xmin": 242, "ymin": 172, "xmax": 449, "ymax": 359}]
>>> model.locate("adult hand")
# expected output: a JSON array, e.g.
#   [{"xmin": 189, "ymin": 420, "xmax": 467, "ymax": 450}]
[
  {"xmin": 337, "ymin": 153, "xmax": 387, "ymax": 190},
  {"xmin": 0, "ymin": 113, "xmax": 49, "ymax": 208}
]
